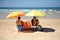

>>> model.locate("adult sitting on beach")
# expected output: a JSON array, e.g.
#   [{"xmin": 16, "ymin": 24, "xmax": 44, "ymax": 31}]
[
  {"xmin": 16, "ymin": 17, "xmax": 24, "ymax": 31},
  {"xmin": 31, "ymin": 16, "xmax": 42, "ymax": 31}
]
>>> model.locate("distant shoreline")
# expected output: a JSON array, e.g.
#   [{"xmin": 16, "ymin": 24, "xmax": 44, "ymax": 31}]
[{"xmin": 0, "ymin": 7, "xmax": 60, "ymax": 9}]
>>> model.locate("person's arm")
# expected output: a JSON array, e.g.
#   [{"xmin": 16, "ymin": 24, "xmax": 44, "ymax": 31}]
[
  {"xmin": 31, "ymin": 19, "xmax": 33, "ymax": 26},
  {"xmin": 37, "ymin": 19, "xmax": 39, "ymax": 25},
  {"xmin": 21, "ymin": 20, "xmax": 24, "ymax": 26}
]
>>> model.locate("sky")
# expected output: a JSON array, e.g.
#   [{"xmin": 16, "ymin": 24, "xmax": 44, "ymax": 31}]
[{"xmin": 0, "ymin": 0, "xmax": 60, "ymax": 7}]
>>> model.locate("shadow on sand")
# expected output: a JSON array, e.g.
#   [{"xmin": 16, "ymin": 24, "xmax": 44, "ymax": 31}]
[
  {"xmin": 18, "ymin": 28, "xmax": 55, "ymax": 33},
  {"xmin": 40, "ymin": 28, "xmax": 55, "ymax": 32},
  {"xmin": 18, "ymin": 29, "xmax": 34, "ymax": 33},
  {"xmin": 22, "ymin": 30, "xmax": 34, "ymax": 33}
]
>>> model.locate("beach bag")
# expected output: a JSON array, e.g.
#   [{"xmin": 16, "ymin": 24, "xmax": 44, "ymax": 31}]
[{"xmin": 24, "ymin": 22, "xmax": 31, "ymax": 29}]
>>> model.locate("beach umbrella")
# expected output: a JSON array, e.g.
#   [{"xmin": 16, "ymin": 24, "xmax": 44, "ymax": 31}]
[
  {"xmin": 25, "ymin": 10, "xmax": 46, "ymax": 17},
  {"xmin": 6, "ymin": 11, "xmax": 25, "ymax": 18}
]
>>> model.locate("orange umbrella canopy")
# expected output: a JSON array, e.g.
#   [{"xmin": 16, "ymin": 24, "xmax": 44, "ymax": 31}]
[{"xmin": 6, "ymin": 11, "xmax": 25, "ymax": 18}]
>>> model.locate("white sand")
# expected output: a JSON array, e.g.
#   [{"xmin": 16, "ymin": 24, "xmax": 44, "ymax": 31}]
[{"xmin": 0, "ymin": 18, "xmax": 60, "ymax": 40}]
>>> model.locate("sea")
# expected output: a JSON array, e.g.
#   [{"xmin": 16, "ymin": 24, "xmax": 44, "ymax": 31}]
[{"xmin": 0, "ymin": 8, "xmax": 60, "ymax": 19}]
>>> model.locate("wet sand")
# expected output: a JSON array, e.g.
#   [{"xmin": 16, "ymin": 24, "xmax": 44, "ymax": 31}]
[{"xmin": 0, "ymin": 18, "xmax": 60, "ymax": 40}]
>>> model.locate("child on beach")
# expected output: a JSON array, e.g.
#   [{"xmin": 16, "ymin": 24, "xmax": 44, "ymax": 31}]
[
  {"xmin": 31, "ymin": 16, "xmax": 42, "ymax": 31},
  {"xmin": 16, "ymin": 17, "xmax": 24, "ymax": 31}
]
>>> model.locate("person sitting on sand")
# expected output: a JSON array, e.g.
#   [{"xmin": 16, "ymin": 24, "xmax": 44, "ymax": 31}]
[
  {"xmin": 31, "ymin": 16, "xmax": 39, "ymax": 31},
  {"xmin": 16, "ymin": 17, "xmax": 24, "ymax": 31}
]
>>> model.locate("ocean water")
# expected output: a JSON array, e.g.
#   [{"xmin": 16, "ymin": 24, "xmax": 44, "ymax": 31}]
[{"xmin": 0, "ymin": 9, "xmax": 60, "ymax": 19}]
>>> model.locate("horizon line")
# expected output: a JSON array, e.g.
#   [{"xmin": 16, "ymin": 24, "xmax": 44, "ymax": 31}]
[{"xmin": 0, "ymin": 7, "xmax": 60, "ymax": 9}]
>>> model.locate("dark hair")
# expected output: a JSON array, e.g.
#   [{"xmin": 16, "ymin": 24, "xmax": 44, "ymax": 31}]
[
  {"xmin": 33, "ymin": 16, "xmax": 36, "ymax": 18},
  {"xmin": 18, "ymin": 17, "xmax": 21, "ymax": 19}
]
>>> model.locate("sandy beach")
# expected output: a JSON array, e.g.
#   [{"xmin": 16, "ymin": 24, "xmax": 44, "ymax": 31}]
[{"xmin": 0, "ymin": 18, "xmax": 60, "ymax": 40}]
